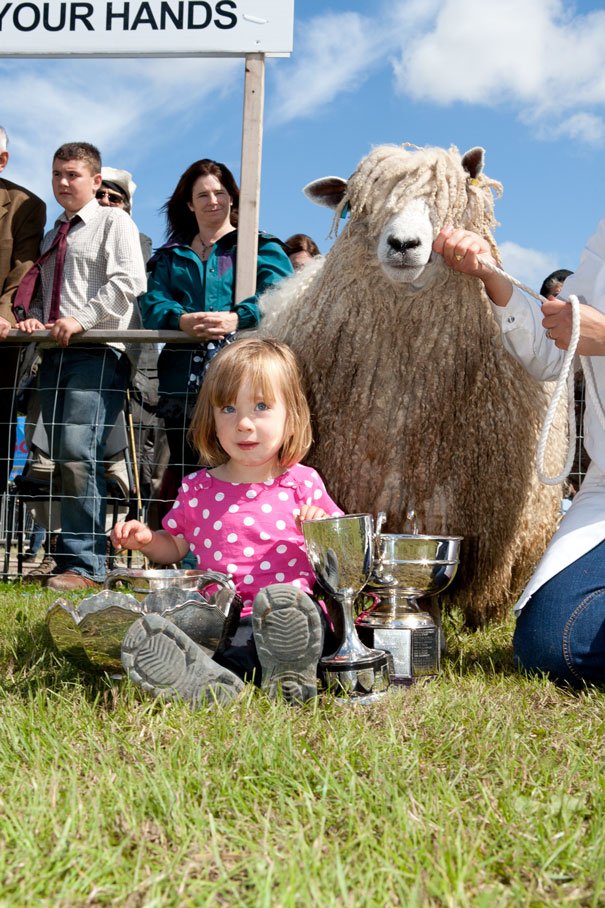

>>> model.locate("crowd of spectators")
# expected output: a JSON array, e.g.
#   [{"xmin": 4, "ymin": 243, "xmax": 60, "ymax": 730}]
[{"xmin": 0, "ymin": 129, "xmax": 320, "ymax": 589}]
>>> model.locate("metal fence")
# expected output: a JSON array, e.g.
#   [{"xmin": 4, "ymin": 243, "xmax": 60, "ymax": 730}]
[
  {"xmin": 0, "ymin": 330, "xmax": 201, "ymax": 579},
  {"xmin": 0, "ymin": 331, "xmax": 591, "ymax": 579}
]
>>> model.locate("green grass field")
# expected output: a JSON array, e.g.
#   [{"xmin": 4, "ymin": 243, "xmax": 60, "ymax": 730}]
[{"xmin": 1, "ymin": 582, "xmax": 604, "ymax": 907}]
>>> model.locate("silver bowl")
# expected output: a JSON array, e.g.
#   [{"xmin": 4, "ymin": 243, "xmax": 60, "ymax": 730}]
[
  {"xmin": 373, "ymin": 533, "xmax": 462, "ymax": 600},
  {"xmin": 46, "ymin": 570, "xmax": 241, "ymax": 672}
]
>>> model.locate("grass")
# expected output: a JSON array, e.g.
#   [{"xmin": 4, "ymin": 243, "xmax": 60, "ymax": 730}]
[{"xmin": 0, "ymin": 582, "xmax": 604, "ymax": 907}]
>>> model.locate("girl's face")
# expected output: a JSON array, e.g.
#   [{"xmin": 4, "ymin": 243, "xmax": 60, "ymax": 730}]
[
  {"xmin": 188, "ymin": 173, "xmax": 232, "ymax": 234},
  {"xmin": 213, "ymin": 378, "xmax": 288, "ymax": 482}
]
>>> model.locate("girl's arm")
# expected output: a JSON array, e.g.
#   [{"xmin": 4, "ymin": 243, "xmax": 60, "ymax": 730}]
[{"xmin": 111, "ymin": 521, "xmax": 190, "ymax": 563}]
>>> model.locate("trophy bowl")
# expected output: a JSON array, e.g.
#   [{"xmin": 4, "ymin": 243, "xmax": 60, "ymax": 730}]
[
  {"xmin": 303, "ymin": 514, "xmax": 390, "ymax": 702},
  {"xmin": 104, "ymin": 567, "xmax": 221, "ymax": 599},
  {"xmin": 47, "ymin": 570, "xmax": 242, "ymax": 673},
  {"xmin": 372, "ymin": 534, "xmax": 462, "ymax": 603},
  {"xmin": 357, "ymin": 533, "xmax": 462, "ymax": 684}
]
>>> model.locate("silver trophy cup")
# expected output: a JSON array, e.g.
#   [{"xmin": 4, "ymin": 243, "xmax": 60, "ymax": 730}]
[
  {"xmin": 303, "ymin": 514, "xmax": 390, "ymax": 702},
  {"xmin": 356, "ymin": 532, "xmax": 462, "ymax": 684}
]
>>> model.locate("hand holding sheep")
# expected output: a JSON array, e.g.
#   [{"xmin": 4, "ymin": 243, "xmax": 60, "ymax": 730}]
[
  {"xmin": 433, "ymin": 226, "xmax": 513, "ymax": 307},
  {"xmin": 435, "ymin": 226, "xmax": 605, "ymax": 355}
]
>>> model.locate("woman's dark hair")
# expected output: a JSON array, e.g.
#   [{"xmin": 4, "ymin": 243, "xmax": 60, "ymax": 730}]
[
  {"xmin": 163, "ymin": 159, "xmax": 240, "ymax": 244},
  {"xmin": 285, "ymin": 233, "xmax": 321, "ymax": 258},
  {"xmin": 539, "ymin": 269, "xmax": 573, "ymax": 298}
]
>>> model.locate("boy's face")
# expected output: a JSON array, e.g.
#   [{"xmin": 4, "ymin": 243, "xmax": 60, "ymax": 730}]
[{"xmin": 52, "ymin": 157, "xmax": 102, "ymax": 215}]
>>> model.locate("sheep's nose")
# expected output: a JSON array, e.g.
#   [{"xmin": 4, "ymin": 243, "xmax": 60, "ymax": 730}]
[{"xmin": 387, "ymin": 236, "xmax": 421, "ymax": 253}]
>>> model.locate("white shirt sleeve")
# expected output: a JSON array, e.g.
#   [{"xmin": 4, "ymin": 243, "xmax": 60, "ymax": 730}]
[
  {"xmin": 490, "ymin": 286, "xmax": 566, "ymax": 382},
  {"xmin": 76, "ymin": 212, "xmax": 146, "ymax": 331}
]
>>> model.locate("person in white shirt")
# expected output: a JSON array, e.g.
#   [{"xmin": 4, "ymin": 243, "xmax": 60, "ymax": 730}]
[
  {"xmin": 433, "ymin": 222, "xmax": 605, "ymax": 686},
  {"xmin": 17, "ymin": 142, "xmax": 146, "ymax": 590}
]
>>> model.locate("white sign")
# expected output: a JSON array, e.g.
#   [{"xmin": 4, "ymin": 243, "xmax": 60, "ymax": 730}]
[{"xmin": 0, "ymin": 0, "xmax": 293, "ymax": 56}]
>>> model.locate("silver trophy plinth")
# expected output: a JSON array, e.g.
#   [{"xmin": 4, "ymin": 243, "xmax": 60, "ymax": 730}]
[
  {"xmin": 303, "ymin": 514, "xmax": 390, "ymax": 702},
  {"xmin": 356, "ymin": 532, "xmax": 462, "ymax": 684}
]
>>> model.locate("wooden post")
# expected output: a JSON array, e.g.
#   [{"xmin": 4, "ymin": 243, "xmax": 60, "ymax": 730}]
[{"xmin": 236, "ymin": 53, "xmax": 265, "ymax": 304}]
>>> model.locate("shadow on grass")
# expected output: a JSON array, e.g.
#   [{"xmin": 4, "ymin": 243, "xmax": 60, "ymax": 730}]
[
  {"xmin": 3, "ymin": 592, "xmax": 599, "ymax": 705},
  {"xmin": 0, "ymin": 616, "xmax": 122, "ymax": 705}
]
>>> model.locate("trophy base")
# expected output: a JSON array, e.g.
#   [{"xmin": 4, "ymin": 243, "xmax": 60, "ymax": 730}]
[
  {"xmin": 319, "ymin": 651, "xmax": 391, "ymax": 702},
  {"xmin": 356, "ymin": 616, "xmax": 440, "ymax": 685}
]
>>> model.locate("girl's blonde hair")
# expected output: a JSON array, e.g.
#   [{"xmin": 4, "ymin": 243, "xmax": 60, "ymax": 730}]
[{"xmin": 189, "ymin": 337, "xmax": 313, "ymax": 468}]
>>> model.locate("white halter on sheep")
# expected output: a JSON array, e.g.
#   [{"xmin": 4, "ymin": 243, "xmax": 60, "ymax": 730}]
[{"xmin": 261, "ymin": 143, "xmax": 567, "ymax": 627}]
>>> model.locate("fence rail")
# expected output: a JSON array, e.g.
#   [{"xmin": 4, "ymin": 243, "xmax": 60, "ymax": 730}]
[{"xmin": 3, "ymin": 329, "xmax": 202, "ymax": 344}]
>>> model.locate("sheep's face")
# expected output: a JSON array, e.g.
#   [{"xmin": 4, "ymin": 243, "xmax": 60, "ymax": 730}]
[{"xmin": 376, "ymin": 198, "xmax": 435, "ymax": 285}]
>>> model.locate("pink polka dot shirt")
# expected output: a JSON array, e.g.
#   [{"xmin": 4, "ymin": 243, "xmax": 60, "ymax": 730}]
[{"xmin": 162, "ymin": 463, "xmax": 343, "ymax": 617}]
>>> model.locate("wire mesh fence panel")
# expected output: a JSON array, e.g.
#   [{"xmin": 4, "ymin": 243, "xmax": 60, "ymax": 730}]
[{"xmin": 1, "ymin": 331, "xmax": 202, "ymax": 580}]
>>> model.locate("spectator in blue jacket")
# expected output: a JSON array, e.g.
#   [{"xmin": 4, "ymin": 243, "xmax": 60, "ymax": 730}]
[{"xmin": 139, "ymin": 159, "xmax": 293, "ymax": 481}]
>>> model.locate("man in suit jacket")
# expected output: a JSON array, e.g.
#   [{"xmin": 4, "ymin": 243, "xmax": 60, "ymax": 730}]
[{"xmin": 0, "ymin": 125, "xmax": 46, "ymax": 492}]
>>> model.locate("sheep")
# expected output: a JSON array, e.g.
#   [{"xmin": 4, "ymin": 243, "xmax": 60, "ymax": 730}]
[{"xmin": 260, "ymin": 143, "xmax": 566, "ymax": 627}]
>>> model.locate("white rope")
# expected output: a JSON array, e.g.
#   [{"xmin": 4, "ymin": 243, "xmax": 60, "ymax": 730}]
[
  {"xmin": 477, "ymin": 257, "xmax": 581, "ymax": 485},
  {"xmin": 534, "ymin": 295, "xmax": 580, "ymax": 485}
]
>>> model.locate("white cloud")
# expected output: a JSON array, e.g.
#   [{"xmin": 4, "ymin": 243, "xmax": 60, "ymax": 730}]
[
  {"xmin": 391, "ymin": 0, "xmax": 605, "ymax": 139},
  {"xmin": 0, "ymin": 56, "xmax": 240, "ymax": 200},
  {"xmin": 499, "ymin": 241, "xmax": 559, "ymax": 292},
  {"xmin": 268, "ymin": 12, "xmax": 386, "ymax": 124},
  {"xmin": 265, "ymin": 0, "xmax": 605, "ymax": 145},
  {"xmin": 550, "ymin": 112, "xmax": 605, "ymax": 146}
]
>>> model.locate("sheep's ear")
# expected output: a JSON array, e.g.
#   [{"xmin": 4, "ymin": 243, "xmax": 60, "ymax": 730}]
[
  {"xmin": 303, "ymin": 176, "xmax": 348, "ymax": 209},
  {"xmin": 461, "ymin": 147, "xmax": 485, "ymax": 179}
]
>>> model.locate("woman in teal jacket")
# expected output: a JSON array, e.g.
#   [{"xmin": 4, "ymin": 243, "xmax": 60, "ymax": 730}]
[{"xmin": 140, "ymin": 159, "xmax": 293, "ymax": 479}]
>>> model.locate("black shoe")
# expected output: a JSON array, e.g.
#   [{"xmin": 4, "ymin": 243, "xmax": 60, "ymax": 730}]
[
  {"xmin": 121, "ymin": 613, "xmax": 244, "ymax": 707},
  {"xmin": 252, "ymin": 584, "xmax": 323, "ymax": 703}
]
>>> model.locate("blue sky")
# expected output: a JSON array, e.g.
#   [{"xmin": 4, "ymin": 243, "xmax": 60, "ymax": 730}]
[{"xmin": 2, "ymin": 0, "xmax": 605, "ymax": 289}]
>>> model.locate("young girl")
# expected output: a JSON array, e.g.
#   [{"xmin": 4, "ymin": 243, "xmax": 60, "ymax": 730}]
[{"xmin": 111, "ymin": 337, "xmax": 343, "ymax": 705}]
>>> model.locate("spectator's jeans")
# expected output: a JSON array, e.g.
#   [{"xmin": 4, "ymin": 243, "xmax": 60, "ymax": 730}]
[
  {"xmin": 38, "ymin": 347, "xmax": 130, "ymax": 581},
  {"xmin": 513, "ymin": 539, "xmax": 605, "ymax": 686}
]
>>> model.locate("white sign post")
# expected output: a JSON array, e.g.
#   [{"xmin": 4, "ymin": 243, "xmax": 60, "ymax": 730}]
[{"xmin": 0, "ymin": 0, "xmax": 294, "ymax": 301}]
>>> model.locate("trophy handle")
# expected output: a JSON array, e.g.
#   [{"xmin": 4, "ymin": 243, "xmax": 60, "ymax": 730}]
[{"xmin": 374, "ymin": 511, "xmax": 386, "ymax": 561}]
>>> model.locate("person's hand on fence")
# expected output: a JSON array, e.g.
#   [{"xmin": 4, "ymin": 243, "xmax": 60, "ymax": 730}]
[
  {"xmin": 111, "ymin": 520, "xmax": 154, "ymax": 551},
  {"xmin": 17, "ymin": 316, "xmax": 45, "ymax": 333},
  {"xmin": 48, "ymin": 316, "xmax": 84, "ymax": 347},
  {"xmin": 0, "ymin": 316, "xmax": 11, "ymax": 340},
  {"xmin": 179, "ymin": 310, "xmax": 238, "ymax": 340}
]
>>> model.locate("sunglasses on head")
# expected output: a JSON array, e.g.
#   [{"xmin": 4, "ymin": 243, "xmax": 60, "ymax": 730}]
[{"xmin": 96, "ymin": 189, "xmax": 125, "ymax": 204}]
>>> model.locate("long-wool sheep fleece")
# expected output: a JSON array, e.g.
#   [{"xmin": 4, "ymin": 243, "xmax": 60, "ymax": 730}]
[{"xmin": 261, "ymin": 143, "xmax": 566, "ymax": 626}]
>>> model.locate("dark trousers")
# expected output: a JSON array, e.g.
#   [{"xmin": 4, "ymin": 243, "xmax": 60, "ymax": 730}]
[{"xmin": 214, "ymin": 607, "xmax": 339, "ymax": 684}]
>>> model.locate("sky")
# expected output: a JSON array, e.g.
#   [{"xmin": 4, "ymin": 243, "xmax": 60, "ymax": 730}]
[{"xmin": 2, "ymin": 0, "xmax": 605, "ymax": 290}]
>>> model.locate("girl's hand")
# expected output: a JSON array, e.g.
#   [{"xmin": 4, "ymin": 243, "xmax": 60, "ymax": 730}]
[
  {"xmin": 111, "ymin": 520, "xmax": 154, "ymax": 551},
  {"xmin": 296, "ymin": 504, "xmax": 329, "ymax": 529}
]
